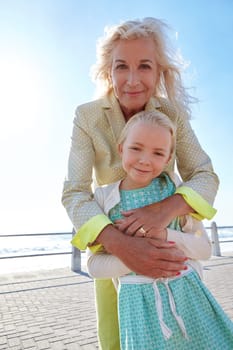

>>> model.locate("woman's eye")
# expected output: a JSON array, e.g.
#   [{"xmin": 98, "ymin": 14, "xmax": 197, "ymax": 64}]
[{"xmin": 115, "ymin": 64, "xmax": 127, "ymax": 70}]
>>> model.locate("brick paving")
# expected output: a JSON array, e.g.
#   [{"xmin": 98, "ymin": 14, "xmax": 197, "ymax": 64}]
[
  {"xmin": 202, "ymin": 253, "xmax": 233, "ymax": 320},
  {"xmin": 0, "ymin": 253, "xmax": 233, "ymax": 349},
  {"xmin": 0, "ymin": 269, "xmax": 98, "ymax": 350}
]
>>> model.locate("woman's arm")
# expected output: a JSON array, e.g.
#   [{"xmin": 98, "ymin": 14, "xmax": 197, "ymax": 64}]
[
  {"xmin": 114, "ymin": 194, "xmax": 192, "ymax": 235},
  {"xmin": 160, "ymin": 98, "xmax": 219, "ymax": 207},
  {"xmin": 62, "ymin": 112, "xmax": 104, "ymax": 232},
  {"xmin": 94, "ymin": 225, "xmax": 187, "ymax": 278},
  {"xmin": 175, "ymin": 115, "xmax": 219, "ymax": 206},
  {"xmin": 88, "ymin": 216, "xmax": 211, "ymax": 279}
]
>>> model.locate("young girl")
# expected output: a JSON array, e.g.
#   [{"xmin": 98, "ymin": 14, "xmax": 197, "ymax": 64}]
[{"xmin": 75, "ymin": 111, "xmax": 233, "ymax": 349}]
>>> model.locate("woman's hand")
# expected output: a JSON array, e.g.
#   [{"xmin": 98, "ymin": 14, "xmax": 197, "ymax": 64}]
[
  {"xmin": 115, "ymin": 194, "xmax": 193, "ymax": 236},
  {"xmin": 135, "ymin": 227, "xmax": 168, "ymax": 241},
  {"xmin": 115, "ymin": 204, "xmax": 171, "ymax": 236},
  {"xmin": 116, "ymin": 220, "xmax": 168, "ymax": 241},
  {"xmin": 96, "ymin": 224, "xmax": 187, "ymax": 278}
]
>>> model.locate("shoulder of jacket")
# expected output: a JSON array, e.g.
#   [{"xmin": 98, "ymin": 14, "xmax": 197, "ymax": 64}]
[
  {"xmin": 156, "ymin": 97, "xmax": 177, "ymax": 120},
  {"xmin": 75, "ymin": 97, "xmax": 106, "ymax": 113}
]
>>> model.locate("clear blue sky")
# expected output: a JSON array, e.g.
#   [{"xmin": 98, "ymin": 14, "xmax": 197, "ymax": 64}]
[{"xmin": 0, "ymin": 0, "xmax": 232, "ymax": 234}]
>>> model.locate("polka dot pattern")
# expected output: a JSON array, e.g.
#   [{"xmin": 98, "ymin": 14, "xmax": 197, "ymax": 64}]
[
  {"xmin": 119, "ymin": 271, "xmax": 233, "ymax": 349},
  {"xmin": 62, "ymin": 93, "xmax": 218, "ymax": 231}
]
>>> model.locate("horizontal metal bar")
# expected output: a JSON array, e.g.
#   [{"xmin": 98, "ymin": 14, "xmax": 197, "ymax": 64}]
[
  {"xmin": 0, "ymin": 226, "xmax": 231, "ymax": 263},
  {"xmin": 1, "ymin": 227, "xmax": 233, "ymax": 238},
  {"xmin": 205, "ymin": 226, "xmax": 233, "ymax": 230},
  {"xmin": 0, "ymin": 232, "xmax": 72, "ymax": 238},
  {"xmin": 0, "ymin": 252, "xmax": 72, "ymax": 259}
]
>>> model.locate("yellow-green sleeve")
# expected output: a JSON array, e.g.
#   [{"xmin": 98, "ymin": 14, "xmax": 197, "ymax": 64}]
[
  {"xmin": 71, "ymin": 214, "xmax": 112, "ymax": 253},
  {"xmin": 175, "ymin": 186, "xmax": 217, "ymax": 220}
]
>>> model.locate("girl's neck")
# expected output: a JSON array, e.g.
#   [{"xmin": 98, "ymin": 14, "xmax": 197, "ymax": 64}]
[{"xmin": 120, "ymin": 177, "xmax": 153, "ymax": 190}]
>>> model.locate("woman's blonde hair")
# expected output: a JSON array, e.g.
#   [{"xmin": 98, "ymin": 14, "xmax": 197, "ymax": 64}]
[
  {"xmin": 91, "ymin": 17, "xmax": 196, "ymax": 119},
  {"xmin": 118, "ymin": 110, "xmax": 176, "ymax": 156}
]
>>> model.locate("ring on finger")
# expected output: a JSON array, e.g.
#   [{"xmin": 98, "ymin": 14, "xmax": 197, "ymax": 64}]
[{"xmin": 139, "ymin": 226, "xmax": 147, "ymax": 236}]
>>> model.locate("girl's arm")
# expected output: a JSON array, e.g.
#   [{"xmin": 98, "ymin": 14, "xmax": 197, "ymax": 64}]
[
  {"xmin": 86, "ymin": 248, "xmax": 131, "ymax": 279},
  {"xmin": 167, "ymin": 217, "xmax": 212, "ymax": 260}
]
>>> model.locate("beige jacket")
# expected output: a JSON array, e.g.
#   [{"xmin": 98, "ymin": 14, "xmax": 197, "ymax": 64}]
[{"xmin": 62, "ymin": 93, "xmax": 219, "ymax": 232}]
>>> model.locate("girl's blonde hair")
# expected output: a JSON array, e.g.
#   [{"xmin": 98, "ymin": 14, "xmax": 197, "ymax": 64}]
[
  {"xmin": 118, "ymin": 110, "xmax": 176, "ymax": 156},
  {"xmin": 91, "ymin": 17, "xmax": 196, "ymax": 119}
]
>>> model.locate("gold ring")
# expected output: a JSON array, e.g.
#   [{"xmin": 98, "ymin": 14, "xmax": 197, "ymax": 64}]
[{"xmin": 139, "ymin": 227, "xmax": 147, "ymax": 236}]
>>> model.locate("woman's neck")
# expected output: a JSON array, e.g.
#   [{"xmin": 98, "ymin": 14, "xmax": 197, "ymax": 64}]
[{"xmin": 120, "ymin": 105, "xmax": 146, "ymax": 121}]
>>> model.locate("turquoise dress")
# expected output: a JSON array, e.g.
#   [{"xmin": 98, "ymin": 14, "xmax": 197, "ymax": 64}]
[{"xmin": 109, "ymin": 173, "xmax": 233, "ymax": 350}]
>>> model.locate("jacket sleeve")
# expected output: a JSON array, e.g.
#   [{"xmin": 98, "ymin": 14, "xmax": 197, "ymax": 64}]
[
  {"xmin": 175, "ymin": 115, "xmax": 219, "ymax": 207},
  {"xmin": 62, "ymin": 107, "xmax": 112, "ymax": 248},
  {"xmin": 160, "ymin": 99, "xmax": 219, "ymax": 211}
]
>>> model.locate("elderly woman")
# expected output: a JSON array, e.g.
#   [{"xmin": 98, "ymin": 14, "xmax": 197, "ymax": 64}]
[{"xmin": 62, "ymin": 17, "xmax": 219, "ymax": 350}]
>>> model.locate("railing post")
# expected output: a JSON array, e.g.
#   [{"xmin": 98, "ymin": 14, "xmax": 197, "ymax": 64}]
[
  {"xmin": 71, "ymin": 228, "xmax": 81, "ymax": 272},
  {"xmin": 211, "ymin": 221, "xmax": 221, "ymax": 256}
]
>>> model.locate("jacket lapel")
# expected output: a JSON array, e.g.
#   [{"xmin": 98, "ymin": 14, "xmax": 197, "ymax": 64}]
[
  {"xmin": 102, "ymin": 93, "xmax": 126, "ymax": 143},
  {"xmin": 101, "ymin": 93, "xmax": 162, "ymax": 143}
]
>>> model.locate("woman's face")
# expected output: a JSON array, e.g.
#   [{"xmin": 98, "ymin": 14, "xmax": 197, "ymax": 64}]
[{"xmin": 110, "ymin": 37, "xmax": 159, "ymax": 119}]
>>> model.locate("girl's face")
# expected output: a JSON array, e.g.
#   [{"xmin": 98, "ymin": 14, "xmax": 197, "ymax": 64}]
[
  {"xmin": 110, "ymin": 37, "xmax": 159, "ymax": 119},
  {"xmin": 119, "ymin": 122, "xmax": 171, "ymax": 189}
]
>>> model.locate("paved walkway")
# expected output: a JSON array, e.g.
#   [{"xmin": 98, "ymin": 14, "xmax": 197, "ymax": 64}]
[{"xmin": 0, "ymin": 253, "xmax": 233, "ymax": 350}]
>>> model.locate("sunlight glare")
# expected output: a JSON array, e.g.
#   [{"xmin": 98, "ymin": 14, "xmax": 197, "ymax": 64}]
[{"xmin": 0, "ymin": 56, "xmax": 44, "ymax": 139}]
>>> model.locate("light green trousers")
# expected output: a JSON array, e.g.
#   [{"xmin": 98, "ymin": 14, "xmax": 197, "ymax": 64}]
[{"xmin": 95, "ymin": 279, "xmax": 120, "ymax": 350}]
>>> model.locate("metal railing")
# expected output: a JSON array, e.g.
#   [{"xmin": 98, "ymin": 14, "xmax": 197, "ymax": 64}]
[
  {"xmin": 0, "ymin": 223, "xmax": 233, "ymax": 273},
  {"xmin": 205, "ymin": 222, "xmax": 233, "ymax": 257},
  {"xmin": 0, "ymin": 229, "xmax": 84, "ymax": 272},
  {"xmin": 0, "ymin": 232, "xmax": 73, "ymax": 259}
]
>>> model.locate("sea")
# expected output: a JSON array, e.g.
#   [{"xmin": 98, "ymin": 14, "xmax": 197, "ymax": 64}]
[{"xmin": 0, "ymin": 227, "xmax": 233, "ymax": 275}]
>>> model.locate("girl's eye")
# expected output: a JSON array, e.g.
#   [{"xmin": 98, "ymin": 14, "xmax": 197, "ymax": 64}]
[
  {"xmin": 154, "ymin": 152, "xmax": 165, "ymax": 157},
  {"xmin": 140, "ymin": 64, "xmax": 151, "ymax": 70},
  {"xmin": 130, "ymin": 147, "xmax": 140, "ymax": 151}
]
